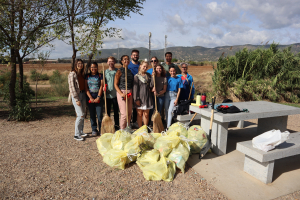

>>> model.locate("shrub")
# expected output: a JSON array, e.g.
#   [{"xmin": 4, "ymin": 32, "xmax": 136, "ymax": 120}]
[
  {"xmin": 30, "ymin": 69, "xmax": 49, "ymax": 81},
  {"xmin": 212, "ymin": 43, "xmax": 300, "ymax": 103},
  {"xmin": 49, "ymin": 70, "xmax": 69, "ymax": 97},
  {"xmin": 0, "ymin": 71, "xmax": 35, "ymax": 121}
]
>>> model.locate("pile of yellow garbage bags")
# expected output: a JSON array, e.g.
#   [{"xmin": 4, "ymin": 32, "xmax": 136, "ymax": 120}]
[{"xmin": 96, "ymin": 123, "xmax": 208, "ymax": 182}]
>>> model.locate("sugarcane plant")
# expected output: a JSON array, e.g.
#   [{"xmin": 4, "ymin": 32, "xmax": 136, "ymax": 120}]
[{"xmin": 212, "ymin": 43, "xmax": 300, "ymax": 103}]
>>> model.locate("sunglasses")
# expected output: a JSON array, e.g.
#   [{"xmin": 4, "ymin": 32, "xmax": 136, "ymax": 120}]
[{"xmin": 150, "ymin": 60, "xmax": 158, "ymax": 63}]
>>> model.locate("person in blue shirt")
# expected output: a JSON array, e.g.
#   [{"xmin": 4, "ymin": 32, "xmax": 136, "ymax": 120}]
[
  {"xmin": 128, "ymin": 49, "xmax": 140, "ymax": 128},
  {"xmin": 147, "ymin": 56, "xmax": 159, "ymax": 75},
  {"xmin": 177, "ymin": 63, "xmax": 195, "ymax": 101},
  {"xmin": 85, "ymin": 62, "xmax": 103, "ymax": 136},
  {"xmin": 164, "ymin": 66, "xmax": 183, "ymax": 128},
  {"xmin": 128, "ymin": 49, "xmax": 140, "ymax": 76}
]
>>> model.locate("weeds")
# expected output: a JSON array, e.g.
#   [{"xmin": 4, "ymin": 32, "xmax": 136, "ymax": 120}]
[
  {"xmin": 30, "ymin": 69, "xmax": 49, "ymax": 81},
  {"xmin": 213, "ymin": 43, "xmax": 300, "ymax": 103},
  {"xmin": 49, "ymin": 70, "xmax": 69, "ymax": 97}
]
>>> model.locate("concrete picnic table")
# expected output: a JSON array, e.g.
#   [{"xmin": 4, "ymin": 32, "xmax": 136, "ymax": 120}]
[{"xmin": 189, "ymin": 101, "xmax": 300, "ymax": 156}]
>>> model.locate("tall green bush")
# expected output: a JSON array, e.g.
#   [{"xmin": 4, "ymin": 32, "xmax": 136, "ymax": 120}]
[
  {"xmin": 212, "ymin": 43, "xmax": 300, "ymax": 103},
  {"xmin": 49, "ymin": 70, "xmax": 69, "ymax": 96},
  {"xmin": 0, "ymin": 71, "xmax": 35, "ymax": 120},
  {"xmin": 30, "ymin": 69, "xmax": 49, "ymax": 81}
]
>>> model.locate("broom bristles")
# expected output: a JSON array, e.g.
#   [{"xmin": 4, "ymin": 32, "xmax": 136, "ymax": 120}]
[
  {"xmin": 101, "ymin": 114, "xmax": 115, "ymax": 134},
  {"xmin": 152, "ymin": 111, "xmax": 164, "ymax": 133}
]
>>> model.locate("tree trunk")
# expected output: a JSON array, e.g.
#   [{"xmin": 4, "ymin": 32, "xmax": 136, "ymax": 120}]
[
  {"xmin": 17, "ymin": 52, "xmax": 23, "ymax": 91},
  {"xmin": 9, "ymin": 0, "xmax": 16, "ymax": 108},
  {"xmin": 9, "ymin": 49, "xmax": 17, "ymax": 107}
]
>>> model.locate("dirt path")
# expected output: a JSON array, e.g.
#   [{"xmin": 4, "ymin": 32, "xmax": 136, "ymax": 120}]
[
  {"xmin": 0, "ymin": 99, "xmax": 299, "ymax": 199},
  {"xmin": 0, "ymin": 100, "xmax": 226, "ymax": 199}
]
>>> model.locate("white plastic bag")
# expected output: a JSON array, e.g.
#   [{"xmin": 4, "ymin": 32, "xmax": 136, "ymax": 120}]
[{"xmin": 252, "ymin": 129, "xmax": 290, "ymax": 152}]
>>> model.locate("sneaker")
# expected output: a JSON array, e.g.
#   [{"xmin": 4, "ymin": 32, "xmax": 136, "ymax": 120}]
[
  {"xmin": 92, "ymin": 130, "xmax": 98, "ymax": 137},
  {"xmin": 81, "ymin": 133, "xmax": 88, "ymax": 137},
  {"xmin": 131, "ymin": 122, "xmax": 139, "ymax": 129},
  {"xmin": 74, "ymin": 136, "xmax": 84, "ymax": 141}
]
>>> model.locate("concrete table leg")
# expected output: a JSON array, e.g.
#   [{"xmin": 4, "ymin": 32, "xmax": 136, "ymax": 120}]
[
  {"xmin": 230, "ymin": 120, "xmax": 244, "ymax": 128},
  {"xmin": 201, "ymin": 116, "xmax": 229, "ymax": 156},
  {"xmin": 257, "ymin": 116, "xmax": 288, "ymax": 134},
  {"xmin": 244, "ymin": 155, "xmax": 274, "ymax": 184}
]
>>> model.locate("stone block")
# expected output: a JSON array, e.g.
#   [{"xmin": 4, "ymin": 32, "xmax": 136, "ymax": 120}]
[{"xmin": 244, "ymin": 155, "xmax": 274, "ymax": 184}]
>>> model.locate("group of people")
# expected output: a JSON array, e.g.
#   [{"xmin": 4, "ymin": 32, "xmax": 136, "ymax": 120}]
[{"xmin": 68, "ymin": 50, "xmax": 195, "ymax": 141}]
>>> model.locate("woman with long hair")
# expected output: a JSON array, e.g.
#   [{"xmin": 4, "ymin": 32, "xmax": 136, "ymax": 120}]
[
  {"xmin": 68, "ymin": 59, "xmax": 87, "ymax": 141},
  {"xmin": 85, "ymin": 62, "xmax": 103, "ymax": 136},
  {"xmin": 114, "ymin": 55, "xmax": 134, "ymax": 130},
  {"xmin": 164, "ymin": 66, "xmax": 183, "ymax": 128},
  {"xmin": 150, "ymin": 64, "xmax": 167, "ymax": 115},
  {"xmin": 133, "ymin": 61, "xmax": 153, "ymax": 127}
]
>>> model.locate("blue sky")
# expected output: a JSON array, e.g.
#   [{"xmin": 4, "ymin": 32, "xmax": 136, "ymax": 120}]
[{"xmin": 48, "ymin": 0, "xmax": 300, "ymax": 58}]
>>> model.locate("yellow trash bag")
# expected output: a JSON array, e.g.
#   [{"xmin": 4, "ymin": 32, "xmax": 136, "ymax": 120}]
[
  {"xmin": 136, "ymin": 149, "xmax": 160, "ymax": 169},
  {"xmin": 124, "ymin": 135, "xmax": 145, "ymax": 162},
  {"xmin": 168, "ymin": 141, "xmax": 190, "ymax": 173},
  {"xmin": 133, "ymin": 125, "xmax": 156, "ymax": 147},
  {"xmin": 141, "ymin": 155, "xmax": 176, "ymax": 182},
  {"xmin": 96, "ymin": 133, "xmax": 113, "ymax": 156},
  {"xmin": 111, "ymin": 130, "xmax": 132, "ymax": 150},
  {"xmin": 188, "ymin": 125, "xmax": 208, "ymax": 154},
  {"xmin": 151, "ymin": 133, "xmax": 162, "ymax": 141},
  {"xmin": 154, "ymin": 135, "xmax": 181, "ymax": 157},
  {"xmin": 133, "ymin": 125, "xmax": 148, "ymax": 135},
  {"xmin": 167, "ymin": 122, "xmax": 188, "ymax": 137},
  {"xmin": 103, "ymin": 149, "xmax": 129, "ymax": 170},
  {"xmin": 165, "ymin": 130, "xmax": 180, "ymax": 137}
]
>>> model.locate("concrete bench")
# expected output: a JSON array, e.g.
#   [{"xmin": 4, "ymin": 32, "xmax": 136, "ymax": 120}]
[
  {"xmin": 176, "ymin": 113, "xmax": 201, "ymax": 126},
  {"xmin": 236, "ymin": 132, "xmax": 300, "ymax": 184}
]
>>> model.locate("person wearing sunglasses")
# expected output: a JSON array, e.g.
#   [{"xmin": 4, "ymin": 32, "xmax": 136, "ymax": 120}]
[
  {"xmin": 177, "ymin": 63, "xmax": 195, "ymax": 101},
  {"xmin": 147, "ymin": 56, "xmax": 159, "ymax": 74}
]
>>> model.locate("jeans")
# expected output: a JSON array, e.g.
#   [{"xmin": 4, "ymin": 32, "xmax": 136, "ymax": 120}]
[
  {"xmin": 149, "ymin": 95, "xmax": 165, "ymax": 121},
  {"xmin": 164, "ymin": 91, "xmax": 177, "ymax": 128},
  {"xmin": 72, "ymin": 92, "xmax": 86, "ymax": 137},
  {"xmin": 106, "ymin": 97, "xmax": 119, "ymax": 128},
  {"xmin": 87, "ymin": 97, "xmax": 103, "ymax": 132}
]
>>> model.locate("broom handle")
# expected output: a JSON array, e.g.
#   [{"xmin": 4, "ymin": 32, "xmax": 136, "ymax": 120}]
[
  {"xmin": 188, "ymin": 82, "xmax": 194, "ymax": 100},
  {"xmin": 210, "ymin": 96, "xmax": 215, "ymax": 130},
  {"xmin": 102, "ymin": 63, "xmax": 107, "ymax": 115},
  {"xmin": 125, "ymin": 66, "xmax": 128, "ymax": 127},
  {"xmin": 152, "ymin": 63, "xmax": 157, "ymax": 112}
]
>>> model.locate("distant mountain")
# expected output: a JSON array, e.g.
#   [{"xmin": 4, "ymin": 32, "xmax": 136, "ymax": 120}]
[{"xmin": 61, "ymin": 43, "xmax": 300, "ymax": 61}]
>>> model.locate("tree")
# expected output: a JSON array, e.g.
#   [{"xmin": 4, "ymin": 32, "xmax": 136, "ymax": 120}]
[
  {"xmin": 62, "ymin": 0, "xmax": 145, "ymax": 71},
  {"xmin": 171, "ymin": 58, "xmax": 178, "ymax": 62},
  {"xmin": 0, "ymin": 0, "xmax": 66, "ymax": 107},
  {"xmin": 61, "ymin": 0, "xmax": 88, "ymax": 69}
]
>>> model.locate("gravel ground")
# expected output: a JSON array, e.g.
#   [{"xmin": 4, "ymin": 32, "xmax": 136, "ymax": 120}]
[{"xmin": 0, "ymin": 99, "xmax": 299, "ymax": 199}]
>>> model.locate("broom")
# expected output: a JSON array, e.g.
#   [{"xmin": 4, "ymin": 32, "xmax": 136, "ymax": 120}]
[
  {"xmin": 151, "ymin": 63, "xmax": 164, "ymax": 133},
  {"xmin": 124, "ymin": 65, "xmax": 133, "ymax": 133},
  {"xmin": 101, "ymin": 63, "xmax": 115, "ymax": 134}
]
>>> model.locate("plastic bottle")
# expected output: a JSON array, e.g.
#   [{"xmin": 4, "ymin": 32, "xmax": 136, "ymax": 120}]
[
  {"xmin": 196, "ymin": 93, "xmax": 201, "ymax": 105},
  {"xmin": 201, "ymin": 93, "xmax": 206, "ymax": 105}
]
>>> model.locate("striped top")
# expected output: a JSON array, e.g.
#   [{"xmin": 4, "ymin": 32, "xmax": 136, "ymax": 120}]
[{"xmin": 118, "ymin": 67, "xmax": 134, "ymax": 90}]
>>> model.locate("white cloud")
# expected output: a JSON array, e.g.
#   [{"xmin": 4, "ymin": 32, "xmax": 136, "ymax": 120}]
[
  {"xmin": 234, "ymin": 0, "xmax": 300, "ymax": 29},
  {"xmin": 211, "ymin": 27, "xmax": 224, "ymax": 38},
  {"xmin": 193, "ymin": 30, "xmax": 273, "ymax": 47},
  {"xmin": 202, "ymin": 2, "xmax": 240, "ymax": 25},
  {"xmin": 165, "ymin": 14, "xmax": 187, "ymax": 35}
]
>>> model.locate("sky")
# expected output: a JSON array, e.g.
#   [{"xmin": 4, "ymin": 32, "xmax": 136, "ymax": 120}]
[{"xmin": 48, "ymin": 0, "xmax": 300, "ymax": 58}]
